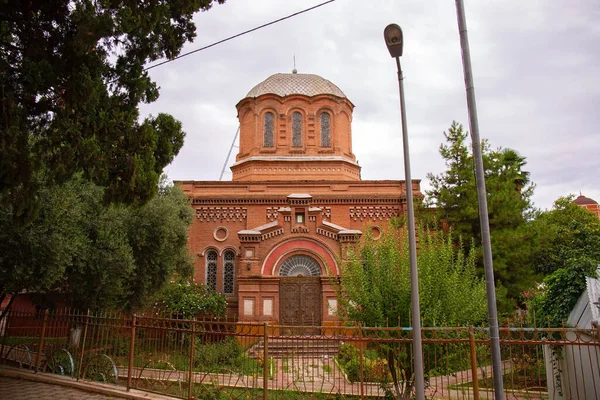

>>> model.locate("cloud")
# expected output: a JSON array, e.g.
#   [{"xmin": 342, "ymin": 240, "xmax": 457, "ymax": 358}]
[{"xmin": 140, "ymin": 0, "xmax": 600, "ymax": 209}]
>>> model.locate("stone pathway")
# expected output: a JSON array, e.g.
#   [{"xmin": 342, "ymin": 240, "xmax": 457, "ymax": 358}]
[{"xmin": 0, "ymin": 376, "xmax": 117, "ymax": 399}]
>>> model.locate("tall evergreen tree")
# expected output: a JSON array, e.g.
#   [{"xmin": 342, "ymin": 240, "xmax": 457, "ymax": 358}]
[
  {"xmin": 426, "ymin": 122, "xmax": 536, "ymax": 300},
  {"xmin": 0, "ymin": 0, "xmax": 224, "ymax": 221}
]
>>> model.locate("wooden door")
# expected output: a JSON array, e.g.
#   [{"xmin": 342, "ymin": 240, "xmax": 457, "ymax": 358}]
[{"xmin": 279, "ymin": 277, "xmax": 322, "ymax": 328}]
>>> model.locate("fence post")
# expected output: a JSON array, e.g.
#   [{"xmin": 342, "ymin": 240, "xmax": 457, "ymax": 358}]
[
  {"xmin": 0, "ymin": 307, "xmax": 11, "ymax": 363},
  {"xmin": 77, "ymin": 309, "xmax": 90, "ymax": 380},
  {"xmin": 358, "ymin": 325, "xmax": 364, "ymax": 400},
  {"xmin": 127, "ymin": 314, "xmax": 136, "ymax": 391},
  {"xmin": 34, "ymin": 309, "xmax": 49, "ymax": 372},
  {"xmin": 469, "ymin": 326, "xmax": 480, "ymax": 400},
  {"xmin": 187, "ymin": 319, "xmax": 196, "ymax": 400},
  {"xmin": 263, "ymin": 322, "xmax": 269, "ymax": 400}
]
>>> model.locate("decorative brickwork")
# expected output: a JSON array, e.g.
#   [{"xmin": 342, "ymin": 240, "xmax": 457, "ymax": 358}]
[
  {"xmin": 317, "ymin": 228, "xmax": 338, "ymax": 240},
  {"xmin": 349, "ymin": 206, "xmax": 401, "ymax": 221},
  {"xmin": 291, "ymin": 226, "xmax": 310, "ymax": 233},
  {"xmin": 261, "ymin": 228, "xmax": 284, "ymax": 240},
  {"xmin": 196, "ymin": 207, "xmax": 247, "ymax": 222},
  {"xmin": 266, "ymin": 207, "xmax": 279, "ymax": 221}
]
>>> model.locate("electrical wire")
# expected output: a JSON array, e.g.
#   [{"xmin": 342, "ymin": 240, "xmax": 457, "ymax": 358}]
[{"xmin": 144, "ymin": 0, "xmax": 336, "ymax": 72}]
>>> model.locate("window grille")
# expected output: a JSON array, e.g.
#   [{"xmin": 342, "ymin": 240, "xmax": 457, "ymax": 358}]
[
  {"xmin": 292, "ymin": 112, "xmax": 302, "ymax": 147},
  {"xmin": 279, "ymin": 255, "xmax": 321, "ymax": 277},
  {"xmin": 263, "ymin": 112, "xmax": 274, "ymax": 147},
  {"xmin": 223, "ymin": 250, "xmax": 235, "ymax": 295},
  {"xmin": 320, "ymin": 112, "xmax": 331, "ymax": 147},
  {"xmin": 206, "ymin": 250, "xmax": 217, "ymax": 291}
]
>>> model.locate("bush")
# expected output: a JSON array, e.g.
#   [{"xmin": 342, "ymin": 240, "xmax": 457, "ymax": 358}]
[
  {"xmin": 194, "ymin": 336, "xmax": 244, "ymax": 370},
  {"xmin": 337, "ymin": 343, "xmax": 390, "ymax": 383},
  {"xmin": 153, "ymin": 280, "xmax": 227, "ymax": 318}
]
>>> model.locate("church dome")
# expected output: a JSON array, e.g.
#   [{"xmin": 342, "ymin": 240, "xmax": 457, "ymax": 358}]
[
  {"xmin": 245, "ymin": 73, "xmax": 346, "ymax": 99},
  {"xmin": 573, "ymin": 194, "xmax": 598, "ymax": 205}
]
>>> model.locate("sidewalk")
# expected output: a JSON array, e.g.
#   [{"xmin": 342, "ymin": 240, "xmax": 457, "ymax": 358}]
[
  {"xmin": 0, "ymin": 376, "xmax": 115, "ymax": 399},
  {"xmin": 0, "ymin": 366, "xmax": 178, "ymax": 400}
]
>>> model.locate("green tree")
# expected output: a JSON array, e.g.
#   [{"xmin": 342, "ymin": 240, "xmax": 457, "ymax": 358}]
[
  {"xmin": 522, "ymin": 196, "xmax": 600, "ymax": 327},
  {"xmin": 426, "ymin": 122, "xmax": 536, "ymax": 300},
  {"xmin": 0, "ymin": 0, "xmax": 224, "ymax": 221},
  {"xmin": 336, "ymin": 221, "xmax": 488, "ymax": 398},
  {"xmin": 0, "ymin": 176, "xmax": 193, "ymax": 312},
  {"xmin": 530, "ymin": 196, "xmax": 600, "ymax": 275},
  {"xmin": 124, "ymin": 178, "xmax": 194, "ymax": 310}
]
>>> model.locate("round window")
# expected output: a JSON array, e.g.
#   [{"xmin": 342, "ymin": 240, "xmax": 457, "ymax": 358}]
[{"xmin": 213, "ymin": 227, "xmax": 229, "ymax": 242}]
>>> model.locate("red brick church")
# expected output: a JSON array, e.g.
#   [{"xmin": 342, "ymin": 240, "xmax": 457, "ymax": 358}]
[{"xmin": 178, "ymin": 71, "xmax": 420, "ymax": 326}]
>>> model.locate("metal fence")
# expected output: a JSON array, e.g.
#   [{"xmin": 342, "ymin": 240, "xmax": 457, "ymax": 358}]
[{"xmin": 1, "ymin": 308, "xmax": 599, "ymax": 399}]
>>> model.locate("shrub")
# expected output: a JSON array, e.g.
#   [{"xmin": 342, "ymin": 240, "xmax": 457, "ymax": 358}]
[
  {"xmin": 153, "ymin": 280, "xmax": 227, "ymax": 318},
  {"xmin": 194, "ymin": 336, "xmax": 244, "ymax": 369}
]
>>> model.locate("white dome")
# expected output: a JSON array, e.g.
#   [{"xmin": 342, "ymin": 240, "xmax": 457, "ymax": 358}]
[{"xmin": 245, "ymin": 73, "xmax": 346, "ymax": 98}]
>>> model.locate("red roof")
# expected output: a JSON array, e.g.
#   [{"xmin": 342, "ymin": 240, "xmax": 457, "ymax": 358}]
[{"xmin": 573, "ymin": 194, "xmax": 598, "ymax": 205}]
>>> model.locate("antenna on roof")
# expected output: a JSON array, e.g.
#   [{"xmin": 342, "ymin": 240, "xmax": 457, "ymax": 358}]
[
  {"xmin": 219, "ymin": 126, "xmax": 240, "ymax": 181},
  {"xmin": 292, "ymin": 55, "xmax": 297, "ymax": 74}
]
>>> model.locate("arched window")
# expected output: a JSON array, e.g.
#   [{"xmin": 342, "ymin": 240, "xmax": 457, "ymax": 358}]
[
  {"xmin": 292, "ymin": 112, "xmax": 302, "ymax": 147},
  {"xmin": 263, "ymin": 112, "xmax": 274, "ymax": 147},
  {"xmin": 206, "ymin": 250, "xmax": 217, "ymax": 291},
  {"xmin": 279, "ymin": 255, "xmax": 321, "ymax": 277},
  {"xmin": 320, "ymin": 112, "xmax": 331, "ymax": 147},
  {"xmin": 223, "ymin": 250, "xmax": 235, "ymax": 295}
]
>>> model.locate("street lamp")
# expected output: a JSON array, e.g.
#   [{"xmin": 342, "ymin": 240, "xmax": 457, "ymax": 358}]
[
  {"xmin": 384, "ymin": 23, "xmax": 425, "ymax": 400},
  {"xmin": 454, "ymin": 1, "xmax": 505, "ymax": 398}
]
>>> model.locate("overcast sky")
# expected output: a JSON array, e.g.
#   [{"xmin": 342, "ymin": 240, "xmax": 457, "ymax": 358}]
[{"xmin": 140, "ymin": 0, "xmax": 600, "ymax": 211}]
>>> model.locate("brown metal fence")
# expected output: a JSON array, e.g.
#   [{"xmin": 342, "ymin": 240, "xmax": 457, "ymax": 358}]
[{"xmin": 1, "ymin": 308, "xmax": 599, "ymax": 399}]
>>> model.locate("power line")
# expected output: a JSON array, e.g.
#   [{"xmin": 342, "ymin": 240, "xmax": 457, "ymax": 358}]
[{"xmin": 144, "ymin": 0, "xmax": 336, "ymax": 72}]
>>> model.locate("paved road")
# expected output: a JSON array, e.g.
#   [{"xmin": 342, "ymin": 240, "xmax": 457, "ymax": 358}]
[{"xmin": 0, "ymin": 376, "xmax": 117, "ymax": 399}]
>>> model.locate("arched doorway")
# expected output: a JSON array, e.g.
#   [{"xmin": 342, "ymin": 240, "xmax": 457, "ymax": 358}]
[{"xmin": 278, "ymin": 254, "xmax": 322, "ymax": 327}]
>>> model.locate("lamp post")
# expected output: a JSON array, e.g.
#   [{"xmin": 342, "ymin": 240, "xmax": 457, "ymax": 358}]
[
  {"xmin": 453, "ymin": 1, "xmax": 505, "ymax": 398},
  {"xmin": 384, "ymin": 23, "xmax": 425, "ymax": 400}
]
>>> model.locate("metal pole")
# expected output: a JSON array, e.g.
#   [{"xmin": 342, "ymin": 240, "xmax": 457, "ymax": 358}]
[
  {"xmin": 77, "ymin": 309, "xmax": 90, "ymax": 381},
  {"xmin": 469, "ymin": 326, "xmax": 480, "ymax": 400},
  {"xmin": 126, "ymin": 314, "xmax": 136, "ymax": 391},
  {"xmin": 188, "ymin": 319, "xmax": 196, "ymax": 400},
  {"xmin": 454, "ymin": 1, "xmax": 504, "ymax": 398},
  {"xmin": 219, "ymin": 126, "xmax": 239, "ymax": 181},
  {"xmin": 34, "ymin": 309, "xmax": 49, "ymax": 372},
  {"xmin": 263, "ymin": 322, "xmax": 269, "ymax": 400},
  {"xmin": 395, "ymin": 56, "xmax": 425, "ymax": 400}
]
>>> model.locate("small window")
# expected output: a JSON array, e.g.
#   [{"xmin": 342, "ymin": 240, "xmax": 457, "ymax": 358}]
[
  {"xmin": 292, "ymin": 112, "xmax": 302, "ymax": 147},
  {"xmin": 263, "ymin": 112, "xmax": 274, "ymax": 147},
  {"xmin": 206, "ymin": 250, "xmax": 217, "ymax": 291},
  {"xmin": 223, "ymin": 250, "xmax": 235, "ymax": 295},
  {"xmin": 320, "ymin": 112, "xmax": 331, "ymax": 147},
  {"xmin": 296, "ymin": 212, "xmax": 305, "ymax": 224}
]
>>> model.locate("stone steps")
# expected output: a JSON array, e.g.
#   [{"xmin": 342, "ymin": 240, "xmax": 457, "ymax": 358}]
[{"xmin": 247, "ymin": 338, "xmax": 340, "ymax": 359}]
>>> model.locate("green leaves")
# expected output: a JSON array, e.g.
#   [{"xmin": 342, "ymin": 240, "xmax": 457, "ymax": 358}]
[
  {"xmin": 153, "ymin": 280, "xmax": 227, "ymax": 318},
  {"xmin": 530, "ymin": 259, "xmax": 598, "ymax": 327},
  {"xmin": 530, "ymin": 196, "xmax": 600, "ymax": 275},
  {"xmin": 426, "ymin": 122, "xmax": 537, "ymax": 302},
  {"xmin": 0, "ymin": 176, "xmax": 193, "ymax": 312},
  {"xmin": 337, "ymin": 222, "xmax": 488, "ymax": 328},
  {"xmin": 0, "ymin": 0, "xmax": 224, "ymax": 220}
]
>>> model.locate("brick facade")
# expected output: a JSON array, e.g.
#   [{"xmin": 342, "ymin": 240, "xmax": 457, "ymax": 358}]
[{"xmin": 179, "ymin": 72, "xmax": 420, "ymax": 325}]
